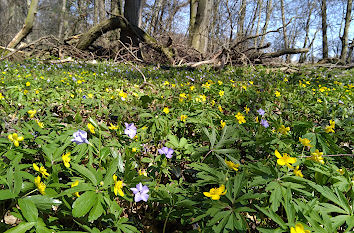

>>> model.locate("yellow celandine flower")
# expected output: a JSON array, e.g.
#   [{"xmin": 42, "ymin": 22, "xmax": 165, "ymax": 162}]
[
  {"xmin": 249, "ymin": 81, "xmax": 254, "ymax": 85},
  {"xmin": 199, "ymin": 94, "xmax": 206, "ymax": 102},
  {"xmin": 34, "ymin": 176, "xmax": 46, "ymax": 195},
  {"xmin": 62, "ymin": 152, "xmax": 71, "ymax": 168},
  {"xmin": 218, "ymin": 81, "xmax": 223, "ymax": 85},
  {"xmin": 203, "ymin": 184, "xmax": 227, "ymax": 200},
  {"xmin": 290, "ymin": 223, "xmax": 310, "ymax": 233},
  {"xmin": 274, "ymin": 150, "xmax": 296, "ymax": 169},
  {"xmin": 211, "ymin": 100, "xmax": 216, "ymax": 106},
  {"xmin": 23, "ymin": 90, "xmax": 28, "ymax": 95},
  {"xmin": 325, "ymin": 120, "xmax": 335, "ymax": 133},
  {"xmin": 241, "ymin": 85, "xmax": 247, "ymax": 90},
  {"xmin": 337, "ymin": 169, "xmax": 345, "ymax": 175},
  {"xmin": 164, "ymin": 81, "xmax": 169, "ymax": 85},
  {"xmin": 28, "ymin": 109, "xmax": 37, "ymax": 118},
  {"xmin": 202, "ymin": 82, "xmax": 211, "ymax": 89},
  {"xmin": 163, "ymin": 107, "xmax": 170, "ymax": 114},
  {"xmin": 220, "ymin": 120, "xmax": 226, "ymax": 129},
  {"xmin": 71, "ymin": 180, "xmax": 80, "ymax": 197},
  {"xmin": 275, "ymin": 91, "xmax": 281, "ymax": 97},
  {"xmin": 225, "ymin": 160, "xmax": 240, "ymax": 171},
  {"xmin": 278, "ymin": 125, "xmax": 290, "ymax": 135},
  {"xmin": 180, "ymin": 115, "xmax": 188, "ymax": 122},
  {"xmin": 87, "ymin": 123, "xmax": 95, "ymax": 134},
  {"xmin": 138, "ymin": 169, "xmax": 147, "ymax": 176},
  {"xmin": 293, "ymin": 166, "xmax": 303, "ymax": 178},
  {"xmin": 190, "ymin": 85, "xmax": 195, "ymax": 91},
  {"xmin": 132, "ymin": 147, "xmax": 137, "ymax": 152},
  {"xmin": 88, "ymin": 93, "xmax": 93, "ymax": 98},
  {"xmin": 33, "ymin": 163, "xmax": 50, "ymax": 178},
  {"xmin": 235, "ymin": 112, "xmax": 246, "ymax": 124},
  {"xmin": 317, "ymin": 99, "xmax": 322, "ymax": 103},
  {"xmin": 172, "ymin": 84, "xmax": 176, "ymax": 88},
  {"xmin": 118, "ymin": 90, "xmax": 127, "ymax": 100},
  {"xmin": 26, "ymin": 82, "xmax": 31, "ymax": 86},
  {"xmin": 108, "ymin": 123, "xmax": 119, "ymax": 130},
  {"xmin": 244, "ymin": 106, "xmax": 250, "ymax": 114},
  {"xmin": 309, "ymin": 149, "xmax": 325, "ymax": 164},
  {"xmin": 255, "ymin": 116, "xmax": 259, "ymax": 123},
  {"xmin": 218, "ymin": 105, "xmax": 223, "ymax": 113},
  {"xmin": 299, "ymin": 137, "xmax": 312, "ymax": 147},
  {"xmin": 113, "ymin": 174, "xmax": 124, "ymax": 197},
  {"xmin": 8, "ymin": 133, "xmax": 24, "ymax": 147},
  {"xmin": 219, "ymin": 90, "xmax": 224, "ymax": 97},
  {"xmin": 0, "ymin": 93, "xmax": 4, "ymax": 99},
  {"xmin": 36, "ymin": 120, "xmax": 44, "ymax": 128},
  {"xmin": 284, "ymin": 78, "xmax": 288, "ymax": 82}
]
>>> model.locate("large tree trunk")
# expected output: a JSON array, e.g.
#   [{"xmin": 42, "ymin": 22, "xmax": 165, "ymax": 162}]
[
  {"xmin": 94, "ymin": 0, "xmax": 99, "ymax": 25},
  {"xmin": 99, "ymin": 0, "xmax": 106, "ymax": 22},
  {"xmin": 111, "ymin": 0, "xmax": 123, "ymax": 15},
  {"xmin": 7, "ymin": 0, "xmax": 39, "ymax": 49},
  {"xmin": 189, "ymin": 0, "xmax": 213, "ymax": 54},
  {"xmin": 260, "ymin": 0, "xmax": 272, "ymax": 47},
  {"xmin": 237, "ymin": 0, "xmax": 247, "ymax": 39},
  {"xmin": 340, "ymin": 0, "xmax": 353, "ymax": 63},
  {"xmin": 280, "ymin": 0, "xmax": 290, "ymax": 62},
  {"xmin": 76, "ymin": 16, "xmax": 174, "ymax": 63},
  {"xmin": 299, "ymin": 0, "xmax": 314, "ymax": 63},
  {"xmin": 58, "ymin": 0, "xmax": 67, "ymax": 39},
  {"xmin": 124, "ymin": 0, "xmax": 143, "ymax": 27},
  {"xmin": 321, "ymin": 0, "xmax": 328, "ymax": 59}
]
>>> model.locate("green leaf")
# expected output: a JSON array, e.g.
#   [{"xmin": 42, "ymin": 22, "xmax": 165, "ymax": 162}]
[
  {"xmin": 88, "ymin": 194, "xmax": 104, "ymax": 222},
  {"xmin": 103, "ymin": 157, "xmax": 119, "ymax": 188},
  {"xmin": 4, "ymin": 222, "xmax": 35, "ymax": 233},
  {"xmin": 55, "ymin": 183, "xmax": 95, "ymax": 197},
  {"xmin": 72, "ymin": 191, "xmax": 97, "ymax": 217},
  {"xmin": 71, "ymin": 163, "xmax": 98, "ymax": 186},
  {"xmin": 0, "ymin": 190, "xmax": 17, "ymax": 200},
  {"xmin": 255, "ymin": 205, "xmax": 287, "ymax": 229},
  {"xmin": 25, "ymin": 195, "xmax": 62, "ymax": 211},
  {"xmin": 18, "ymin": 198, "xmax": 38, "ymax": 222}
]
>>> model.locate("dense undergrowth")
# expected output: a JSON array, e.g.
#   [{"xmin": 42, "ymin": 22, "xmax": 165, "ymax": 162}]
[{"xmin": 0, "ymin": 60, "xmax": 353, "ymax": 233}]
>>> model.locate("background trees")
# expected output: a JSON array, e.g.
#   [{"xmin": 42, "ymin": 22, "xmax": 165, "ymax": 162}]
[{"xmin": 0, "ymin": 0, "xmax": 353, "ymax": 63}]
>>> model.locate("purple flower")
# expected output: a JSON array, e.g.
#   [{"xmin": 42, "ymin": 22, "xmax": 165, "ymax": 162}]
[
  {"xmin": 124, "ymin": 123, "xmax": 137, "ymax": 139},
  {"xmin": 130, "ymin": 183, "xmax": 149, "ymax": 202},
  {"xmin": 158, "ymin": 147, "xmax": 174, "ymax": 159},
  {"xmin": 260, "ymin": 119, "xmax": 269, "ymax": 128},
  {"xmin": 71, "ymin": 130, "xmax": 89, "ymax": 145},
  {"xmin": 257, "ymin": 108, "xmax": 265, "ymax": 116}
]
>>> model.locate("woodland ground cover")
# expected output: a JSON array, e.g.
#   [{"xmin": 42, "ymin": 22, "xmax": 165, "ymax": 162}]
[{"xmin": 0, "ymin": 61, "xmax": 353, "ymax": 233}]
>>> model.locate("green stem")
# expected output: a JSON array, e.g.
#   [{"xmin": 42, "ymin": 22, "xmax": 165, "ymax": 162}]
[{"xmin": 162, "ymin": 207, "xmax": 173, "ymax": 233}]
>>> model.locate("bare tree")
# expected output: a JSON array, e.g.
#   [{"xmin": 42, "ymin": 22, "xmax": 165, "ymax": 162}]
[
  {"xmin": 340, "ymin": 0, "xmax": 353, "ymax": 63},
  {"xmin": 321, "ymin": 0, "xmax": 328, "ymax": 59},
  {"xmin": 58, "ymin": 0, "xmax": 67, "ymax": 39}
]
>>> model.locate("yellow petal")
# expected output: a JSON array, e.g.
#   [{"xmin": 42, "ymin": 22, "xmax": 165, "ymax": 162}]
[
  {"xmin": 33, "ymin": 163, "xmax": 40, "ymax": 172},
  {"xmin": 277, "ymin": 158, "xmax": 286, "ymax": 166},
  {"xmin": 14, "ymin": 140, "xmax": 19, "ymax": 147},
  {"xmin": 203, "ymin": 192, "xmax": 212, "ymax": 197},
  {"xmin": 274, "ymin": 150, "xmax": 282, "ymax": 159}
]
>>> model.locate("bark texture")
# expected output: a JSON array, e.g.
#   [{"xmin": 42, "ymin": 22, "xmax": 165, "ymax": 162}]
[
  {"xmin": 321, "ymin": 0, "xmax": 328, "ymax": 59},
  {"xmin": 124, "ymin": 0, "xmax": 143, "ymax": 27},
  {"xmin": 340, "ymin": 0, "xmax": 353, "ymax": 63}
]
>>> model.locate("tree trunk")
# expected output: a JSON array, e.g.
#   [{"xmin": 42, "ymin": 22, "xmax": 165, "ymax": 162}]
[
  {"xmin": 321, "ymin": 0, "xmax": 328, "ymax": 59},
  {"xmin": 280, "ymin": 0, "xmax": 290, "ymax": 62},
  {"xmin": 76, "ymin": 16, "xmax": 175, "ymax": 63},
  {"xmin": 111, "ymin": 0, "xmax": 123, "ymax": 15},
  {"xmin": 7, "ymin": 0, "xmax": 39, "ymax": 49},
  {"xmin": 149, "ymin": 0, "xmax": 164, "ymax": 34},
  {"xmin": 99, "ymin": 0, "xmax": 106, "ymax": 22},
  {"xmin": 340, "ymin": 0, "xmax": 353, "ymax": 63},
  {"xmin": 189, "ymin": 0, "xmax": 213, "ymax": 54},
  {"xmin": 58, "ymin": 0, "xmax": 67, "ymax": 39},
  {"xmin": 94, "ymin": 0, "xmax": 99, "ymax": 25},
  {"xmin": 237, "ymin": 0, "xmax": 247, "ymax": 39},
  {"xmin": 260, "ymin": 0, "xmax": 272, "ymax": 47},
  {"xmin": 254, "ymin": 0, "xmax": 263, "ymax": 47},
  {"xmin": 299, "ymin": 0, "xmax": 314, "ymax": 63},
  {"xmin": 124, "ymin": 0, "xmax": 143, "ymax": 27}
]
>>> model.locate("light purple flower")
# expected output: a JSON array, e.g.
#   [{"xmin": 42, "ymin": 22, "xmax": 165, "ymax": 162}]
[
  {"xmin": 124, "ymin": 123, "xmax": 137, "ymax": 139},
  {"xmin": 158, "ymin": 147, "xmax": 174, "ymax": 159},
  {"xmin": 130, "ymin": 183, "xmax": 149, "ymax": 202},
  {"xmin": 257, "ymin": 108, "xmax": 265, "ymax": 116},
  {"xmin": 71, "ymin": 130, "xmax": 89, "ymax": 145},
  {"xmin": 260, "ymin": 119, "xmax": 269, "ymax": 128}
]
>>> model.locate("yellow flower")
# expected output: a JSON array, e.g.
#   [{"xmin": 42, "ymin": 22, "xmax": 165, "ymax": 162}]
[
  {"xmin": 71, "ymin": 180, "xmax": 80, "ymax": 197},
  {"xmin": 299, "ymin": 137, "xmax": 312, "ymax": 147},
  {"xmin": 225, "ymin": 160, "xmax": 240, "ymax": 171},
  {"xmin": 249, "ymin": 81, "xmax": 254, "ymax": 85},
  {"xmin": 290, "ymin": 223, "xmax": 310, "ymax": 233},
  {"xmin": 180, "ymin": 115, "xmax": 187, "ymax": 122},
  {"xmin": 190, "ymin": 85, "xmax": 195, "ymax": 91},
  {"xmin": 203, "ymin": 185, "xmax": 227, "ymax": 200},
  {"xmin": 132, "ymin": 147, "xmax": 137, "ymax": 152},
  {"xmin": 23, "ymin": 90, "xmax": 28, "ymax": 95},
  {"xmin": 218, "ymin": 81, "xmax": 223, "ymax": 85},
  {"xmin": 138, "ymin": 169, "xmax": 147, "ymax": 176},
  {"xmin": 163, "ymin": 81, "xmax": 169, "ymax": 86},
  {"xmin": 113, "ymin": 174, "xmax": 124, "ymax": 197},
  {"xmin": 241, "ymin": 85, "xmax": 247, "ymax": 90},
  {"xmin": 199, "ymin": 94, "xmax": 206, "ymax": 102},
  {"xmin": 26, "ymin": 82, "xmax": 30, "ymax": 86},
  {"xmin": 33, "ymin": 163, "xmax": 50, "ymax": 178},
  {"xmin": 220, "ymin": 120, "xmax": 226, "ymax": 129},
  {"xmin": 0, "ymin": 93, "xmax": 4, "ymax": 99},
  {"xmin": 108, "ymin": 123, "xmax": 119, "ymax": 130},
  {"xmin": 218, "ymin": 105, "xmax": 223, "ymax": 113},
  {"xmin": 163, "ymin": 107, "xmax": 169, "ymax": 114},
  {"xmin": 202, "ymin": 82, "xmax": 211, "ymax": 89},
  {"xmin": 278, "ymin": 125, "xmax": 290, "ymax": 135},
  {"xmin": 309, "ymin": 149, "xmax": 324, "ymax": 164},
  {"xmin": 88, "ymin": 93, "xmax": 93, "ymax": 98},
  {"xmin": 337, "ymin": 169, "xmax": 345, "ymax": 175},
  {"xmin": 28, "ymin": 109, "xmax": 37, "ymax": 118},
  {"xmin": 284, "ymin": 78, "xmax": 288, "ymax": 82},
  {"xmin": 235, "ymin": 112, "xmax": 246, "ymax": 124},
  {"xmin": 317, "ymin": 99, "xmax": 322, "ymax": 103},
  {"xmin": 172, "ymin": 84, "xmax": 176, "ymax": 88},
  {"xmin": 274, "ymin": 150, "xmax": 296, "ymax": 168},
  {"xmin": 87, "ymin": 123, "xmax": 95, "ymax": 134},
  {"xmin": 8, "ymin": 133, "xmax": 24, "ymax": 147},
  {"xmin": 325, "ymin": 120, "xmax": 335, "ymax": 133},
  {"xmin": 36, "ymin": 120, "xmax": 44, "ymax": 128},
  {"xmin": 293, "ymin": 166, "xmax": 303, "ymax": 178},
  {"xmin": 118, "ymin": 90, "xmax": 127, "ymax": 100},
  {"xmin": 219, "ymin": 90, "xmax": 224, "ymax": 97},
  {"xmin": 275, "ymin": 91, "xmax": 281, "ymax": 97},
  {"xmin": 34, "ymin": 176, "xmax": 46, "ymax": 195},
  {"xmin": 255, "ymin": 116, "xmax": 259, "ymax": 123},
  {"xmin": 244, "ymin": 106, "xmax": 250, "ymax": 114},
  {"xmin": 62, "ymin": 152, "xmax": 71, "ymax": 168}
]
